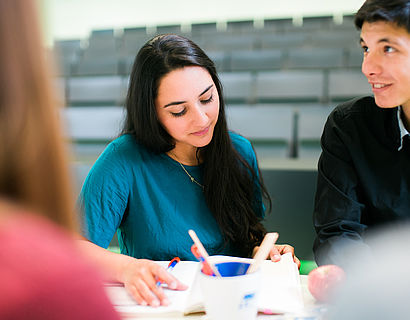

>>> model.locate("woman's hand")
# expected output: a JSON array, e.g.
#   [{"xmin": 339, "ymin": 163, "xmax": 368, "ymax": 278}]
[
  {"xmin": 270, "ymin": 244, "xmax": 300, "ymax": 269},
  {"xmin": 119, "ymin": 258, "xmax": 188, "ymax": 307},
  {"xmin": 253, "ymin": 244, "xmax": 301, "ymax": 269}
]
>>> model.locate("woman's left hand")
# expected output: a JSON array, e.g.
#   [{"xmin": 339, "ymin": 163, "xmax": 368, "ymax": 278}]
[
  {"xmin": 269, "ymin": 244, "xmax": 300, "ymax": 269},
  {"xmin": 253, "ymin": 244, "xmax": 301, "ymax": 269}
]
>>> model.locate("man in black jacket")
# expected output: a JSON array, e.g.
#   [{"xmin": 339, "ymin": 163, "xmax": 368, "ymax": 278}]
[{"xmin": 313, "ymin": 0, "xmax": 410, "ymax": 267}]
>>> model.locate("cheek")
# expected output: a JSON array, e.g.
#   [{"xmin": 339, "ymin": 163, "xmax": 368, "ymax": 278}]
[
  {"xmin": 400, "ymin": 70, "xmax": 410, "ymax": 92},
  {"xmin": 393, "ymin": 68, "xmax": 410, "ymax": 102},
  {"xmin": 157, "ymin": 112, "xmax": 175, "ymax": 135},
  {"xmin": 394, "ymin": 58, "xmax": 410, "ymax": 83},
  {"xmin": 211, "ymin": 101, "xmax": 220, "ymax": 122},
  {"xmin": 161, "ymin": 117, "xmax": 186, "ymax": 138}
]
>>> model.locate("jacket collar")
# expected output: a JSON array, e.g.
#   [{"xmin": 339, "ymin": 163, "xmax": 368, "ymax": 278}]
[{"xmin": 397, "ymin": 106, "xmax": 410, "ymax": 151}]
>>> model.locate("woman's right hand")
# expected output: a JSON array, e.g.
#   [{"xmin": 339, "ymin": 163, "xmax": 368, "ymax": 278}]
[{"xmin": 119, "ymin": 258, "xmax": 188, "ymax": 307}]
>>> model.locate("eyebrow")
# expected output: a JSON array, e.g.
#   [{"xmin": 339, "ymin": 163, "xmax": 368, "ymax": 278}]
[
  {"xmin": 163, "ymin": 84, "xmax": 214, "ymax": 108},
  {"xmin": 360, "ymin": 37, "xmax": 399, "ymax": 45}
]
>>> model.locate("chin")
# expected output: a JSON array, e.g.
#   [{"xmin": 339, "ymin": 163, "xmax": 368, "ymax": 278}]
[
  {"xmin": 374, "ymin": 98, "xmax": 399, "ymax": 109},
  {"xmin": 193, "ymin": 130, "xmax": 214, "ymax": 148},
  {"xmin": 195, "ymin": 138, "xmax": 213, "ymax": 148}
]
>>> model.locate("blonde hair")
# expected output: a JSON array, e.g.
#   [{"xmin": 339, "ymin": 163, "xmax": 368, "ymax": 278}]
[{"xmin": 0, "ymin": 0, "xmax": 77, "ymax": 231}]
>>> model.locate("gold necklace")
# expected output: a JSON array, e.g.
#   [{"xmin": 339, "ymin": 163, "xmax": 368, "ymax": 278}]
[{"xmin": 171, "ymin": 153, "xmax": 204, "ymax": 190}]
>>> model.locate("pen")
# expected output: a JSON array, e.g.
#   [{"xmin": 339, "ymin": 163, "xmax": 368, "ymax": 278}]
[
  {"xmin": 247, "ymin": 232, "xmax": 279, "ymax": 274},
  {"xmin": 156, "ymin": 257, "xmax": 180, "ymax": 287},
  {"xmin": 191, "ymin": 244, "xmax": 214, "ymax": 276},
  {"xmin": 188, "ymin": 229, "xmax": 222, "ymax": 277}
]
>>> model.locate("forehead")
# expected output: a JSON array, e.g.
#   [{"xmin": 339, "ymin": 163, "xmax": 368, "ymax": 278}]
[
  {"xmin": 156, "ymin": 66, "xmax": 214, "ymax": 99},
  {"xmin": 361, "ymin": 20, "xmax": 410, "ymax": 40}
]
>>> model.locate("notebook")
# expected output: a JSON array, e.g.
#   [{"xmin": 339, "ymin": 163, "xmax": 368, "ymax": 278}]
[{"xmin": 105, "ymin": 253, "xmax": 304, "ymax": 317}]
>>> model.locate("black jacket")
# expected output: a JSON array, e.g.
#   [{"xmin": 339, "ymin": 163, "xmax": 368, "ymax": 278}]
[{"xmin": 313, "ymin": 96, "xmax": 410, "ymax": 267}]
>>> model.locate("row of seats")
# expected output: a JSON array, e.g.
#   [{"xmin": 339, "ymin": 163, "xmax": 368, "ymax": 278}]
[
  {"xmin": 63, "ymin": 103, "xmax": 336, "ymax": 164},
  {"xmin": 52, "ymin": 15, "xmax": 361, "ymax": 76},
  {"xmin": 53, "ymin": 45, "xmax": 363, "ymax": 76},
  {"xmin": 210, "ymin": 46, "xmax": 362, "ymax": 72},
  {"xmin": 57, "ymin": 69, "xmax": 371, "ymax": 107}
]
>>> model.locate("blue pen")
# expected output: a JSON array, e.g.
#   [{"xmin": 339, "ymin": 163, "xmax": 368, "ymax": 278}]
[{"xmin": 156, "ymin": 257, "xmax": 180, "ymax": 287}]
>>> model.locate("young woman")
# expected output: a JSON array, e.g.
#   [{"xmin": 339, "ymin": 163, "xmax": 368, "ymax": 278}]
[
  {"xmin": 0, "ymin": 0, "xmax": 119, "ymax": 318},
  {"xmin": 79, "ymin": 34, "xmax": 299, "ymax": 307}
]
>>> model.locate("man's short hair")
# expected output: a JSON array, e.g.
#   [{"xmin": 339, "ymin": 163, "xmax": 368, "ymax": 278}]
[{"xmin": 355, "ymin": 0, "xmax": 410, "ymax": 33}]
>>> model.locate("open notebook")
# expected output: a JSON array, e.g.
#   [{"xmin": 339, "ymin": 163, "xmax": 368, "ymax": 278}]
[{"xmin": 105, "ymin": 253, "xmax": 304, "ymax": 317}]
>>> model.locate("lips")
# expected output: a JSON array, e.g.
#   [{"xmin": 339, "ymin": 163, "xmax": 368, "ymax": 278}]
[{"xmin": 192, "ymin": 126, "xmax": 210, "ymax": 136}]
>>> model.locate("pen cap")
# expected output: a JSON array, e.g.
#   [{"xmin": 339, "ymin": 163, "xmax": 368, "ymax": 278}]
[{"xmin": 191, "ymin": 244, "xmax": 214, "ymax": 276}]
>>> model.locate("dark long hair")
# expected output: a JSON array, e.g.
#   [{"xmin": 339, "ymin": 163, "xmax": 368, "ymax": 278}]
[
  {"xmin": 355, "ymin": 0, "xmax": 410, "ymax": 32},
  {"xmin": 122, "ymin": 34, "xmax": 270, "ymax": 256}
]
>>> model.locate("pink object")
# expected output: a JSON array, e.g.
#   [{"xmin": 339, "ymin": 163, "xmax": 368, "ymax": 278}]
[
  {"xmin": 191, "ymin": 244, "xmax": 214, "ymax": 276},
  {"xmin": 0, "ymin": 213, "xmax": 120, "ymax": 319},
  {"xmin": 308, "ymin": 264, "xmax": 346, "ymax": 302}
]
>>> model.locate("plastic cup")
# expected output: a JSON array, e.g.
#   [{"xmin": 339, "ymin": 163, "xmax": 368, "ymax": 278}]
[{"xmin": 199, "ymin": 261, "xmax": 260, "ymax": 320}]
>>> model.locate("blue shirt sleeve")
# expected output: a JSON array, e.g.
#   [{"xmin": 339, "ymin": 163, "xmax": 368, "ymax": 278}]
[{"xmin": 78, "ymin": 142, "xmax": 130, "ymax": 248}]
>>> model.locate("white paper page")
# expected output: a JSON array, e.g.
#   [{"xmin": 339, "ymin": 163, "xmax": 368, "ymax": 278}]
[
  {"xmin": 258, "ymin": 253, "xmax": 304, "ymax": 313},
  {"xmin": 105, "ymin": 261, "xmax": 200, "ymax": 316}
]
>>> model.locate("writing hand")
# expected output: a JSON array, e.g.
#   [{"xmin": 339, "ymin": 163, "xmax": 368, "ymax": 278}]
[{"xmin": 120, "ymin": 258, "xmax": 188, "ymax": 307}]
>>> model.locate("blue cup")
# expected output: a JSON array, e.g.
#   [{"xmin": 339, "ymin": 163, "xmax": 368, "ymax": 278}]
[{"xmin": 214, "ymin": 261, "xmax": 250, "ymax": 277}]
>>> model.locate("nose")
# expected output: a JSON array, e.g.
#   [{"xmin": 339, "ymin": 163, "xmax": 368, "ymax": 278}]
[
  {"xmin": 191, "ymin": 103, "xmax": 209, "ymax": 126},
  {"xmin": 362, "ymin": 51, "xmax": 382, "ymax": 78}
]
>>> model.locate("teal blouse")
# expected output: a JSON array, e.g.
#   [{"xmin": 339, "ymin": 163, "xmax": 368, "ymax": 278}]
[{"xmin": 79, "ymin": 132, "xmax": 264, "ymax": 261}]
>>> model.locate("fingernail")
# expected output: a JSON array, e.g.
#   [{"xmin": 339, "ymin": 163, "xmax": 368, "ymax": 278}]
[
  {"xmin": 169, "ymin": 281, "xmax": 177, "ymax": 289},
  {"xmin": 162, "ymin": 298, "xmax": 170, "ymax": 306},
  {"xmin": 152, "ymin": 299, "xmax": 160, "ymax": 307},
  {"xmin": 273, "ymin": 255, "xmax": 281, "ymax": 260},
  {"xmin": 140, "ymin": 300, "xmax": 147, "ymax": 306}
]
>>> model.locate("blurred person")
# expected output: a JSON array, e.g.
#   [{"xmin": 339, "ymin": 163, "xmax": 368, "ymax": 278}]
[
  {"xmin": 78, "ymin": 34, "xmax": 300, "ymax": 307},
  {"xmin": 327, "ymin": 222, "xmax": 410, "ymax": 320},
  {"xmin": 313, "ymin": 0, "xmax": 410, "ymax": 268},
  {"xmin": 0, "ymin": 0, "xmax": 120, "ymax": 318}
]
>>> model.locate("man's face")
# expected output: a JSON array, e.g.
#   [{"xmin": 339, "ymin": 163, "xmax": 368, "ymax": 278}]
[{"xmin": 361, "ymin": 21, "xmax": 410, "ymax": 109}]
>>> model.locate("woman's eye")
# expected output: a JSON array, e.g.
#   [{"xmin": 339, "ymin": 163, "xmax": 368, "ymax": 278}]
[
  {"xmin": 384, "ymin": 46, "xmax": 395, "ymax": 53},
  {"xmin": 201, "ymin": 95, "xmax": 214, "ymax": 104},
  {"xmin": 361, "ymin": 45, "xmax": 369, "ymax": 53},
  {"xmin": 171, "ymin": 109, "xmax": 186, "ymax": 117}
]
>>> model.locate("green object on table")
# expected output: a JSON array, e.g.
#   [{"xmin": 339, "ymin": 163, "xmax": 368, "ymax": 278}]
[
  {"xmin": 108, "ymin": 246, "xmax": 121, "ymax": 254},
  {"xmin": 299, "ymin": 260, "xmax": 317, "ymax": 275}
]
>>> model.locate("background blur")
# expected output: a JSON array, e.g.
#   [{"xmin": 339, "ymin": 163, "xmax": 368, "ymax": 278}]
[{"xmin": 38, "ymin": 0, "xmax": 369, "ymax": 262}]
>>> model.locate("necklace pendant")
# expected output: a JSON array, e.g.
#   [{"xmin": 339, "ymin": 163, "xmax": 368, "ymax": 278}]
[{"xmin": 172, "ymin": 152, "xmax": 204, "ymax": 189}]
